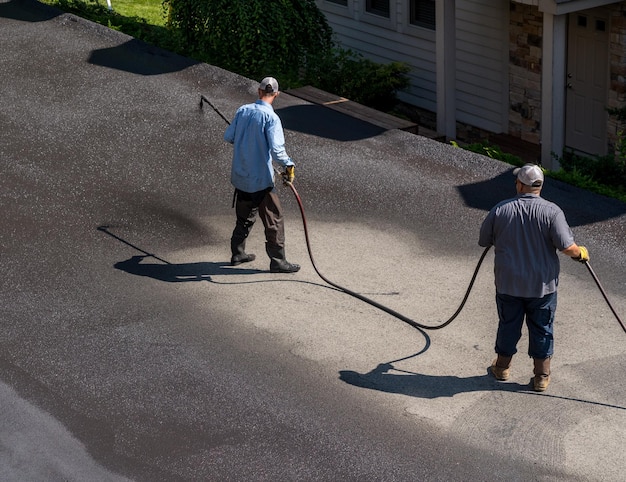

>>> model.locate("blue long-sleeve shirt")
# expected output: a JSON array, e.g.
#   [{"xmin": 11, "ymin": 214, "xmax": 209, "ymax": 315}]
[{"xmin": 224, "ymin": 100, "xmax": 294, "ymax": 193}]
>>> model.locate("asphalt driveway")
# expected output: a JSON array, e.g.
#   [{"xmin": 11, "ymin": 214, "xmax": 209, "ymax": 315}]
[{"xmin": 1, "ymin": 1, "xmax": 625, "ymax": 480}]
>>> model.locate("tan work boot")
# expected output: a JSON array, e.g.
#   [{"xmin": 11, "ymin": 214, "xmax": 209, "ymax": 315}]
[
  {"xmin": 533, "ymin": 357, "xmax": 551, "ymax": 392},
  {"xmin": 490, "ymin": 355, "xmax": 512, "ymax": 381}
]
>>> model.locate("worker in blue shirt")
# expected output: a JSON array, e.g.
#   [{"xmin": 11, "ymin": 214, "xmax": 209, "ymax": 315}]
[
  {"xmin": 479, "ymin": 164, "xmax": 588, "ymax": 391},
  {"xmin": 224, "ymin": 77, "xmax": 300, "ymax": 273}
]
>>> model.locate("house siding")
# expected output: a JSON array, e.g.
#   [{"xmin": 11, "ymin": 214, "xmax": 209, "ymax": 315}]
[
  {"xmin": 318, "ymin": 0, "xmax": 626, "ymax": 158},
  {"xmin": 456, "ymin": 0, "xmax": 509, "ymax": 131},
  {"xmin": 316, "ymin": 0, "xmax": 509, "ymax": 133},
  {"xmin": 316, "ymin": 1, "xmax": 438, "ymax": 111}
]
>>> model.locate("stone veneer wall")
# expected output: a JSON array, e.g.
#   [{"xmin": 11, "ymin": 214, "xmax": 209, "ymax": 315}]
[
  {"xmin": 438, "ymin": 2, "xmax": 626, "ymax": 157},
  {"xmin": 508, "ymin": 2, "xmax": 542, "ymax": 145},
  {"xmin": 508, "ymin": 2, "xmax": 626, "ymax": 155},
  {"xmin": 608, "ymin": 3, "xmax": 626, "ymax": 154}
]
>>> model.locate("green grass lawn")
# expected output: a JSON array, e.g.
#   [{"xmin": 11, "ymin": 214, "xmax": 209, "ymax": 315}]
[
  {"xmin": 40, "ymin": 0, "xmax": 166, "ymax": 26},
  {"xmin": 106, "ymin": 0, "xmax": 165, "ymax": 25}
]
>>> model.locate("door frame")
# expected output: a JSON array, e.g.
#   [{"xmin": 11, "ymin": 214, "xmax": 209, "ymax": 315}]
[{"xmin": 564, "ymin": 8, "xmax": 610, "ymax": 156}]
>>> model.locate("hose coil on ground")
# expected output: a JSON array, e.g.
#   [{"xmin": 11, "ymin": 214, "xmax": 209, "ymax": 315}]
[
  {"xmin": 286, "ymin": 182, "xmax": 491, "ymax": 331},
  {"xmin": 200, "ymin": 93, "xmax": 624, "ymax": 335}
]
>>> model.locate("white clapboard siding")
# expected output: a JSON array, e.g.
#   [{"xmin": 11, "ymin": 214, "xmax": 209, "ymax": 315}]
[
  {"xmin": 316, "ymin": 0, "xmax": 509, "ymax": 133},
  {"xmin": 315, "ymin": 1, "xmax": 437, "ymax": 111},
  {"xmin": 455, "ymin": 0, "xmax": 509, "ymax": 131}
]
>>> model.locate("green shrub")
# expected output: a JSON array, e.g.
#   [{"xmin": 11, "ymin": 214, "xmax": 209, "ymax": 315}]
[
  {"xmin": 451, "ymin": 140, "xmax": 626, "ymax": 202},
  {"xmin": 451, "ymin": 141, "xmax": 524, "ymax": 167},
  {"xmin": 553, "ymin": 150, "xmax": 626, "ymax": 202},
  {"xmin": 163, "ymin": 0, "xmax": 333, "ymax": 85},
  {"xmin": 556, "ymin": 124, "xmax": 626, "ymax": 196},
  {"xmin": 558, "ymin": 150, "xmax": 626, "ymax": 188},
  {"xmin": 42, "ymin": 0, "xmax": 412, "ymax": 114},
  {"xmin": 307, "ymin": 48, "xmax": 411, "ymax": 111},
  {"xmin": 162, "ymin": 0, "xmax": 410, "ymax": 110},
  {"xmin": 549, "ymin": 168, "xmax": 626, "ymax": 202}
]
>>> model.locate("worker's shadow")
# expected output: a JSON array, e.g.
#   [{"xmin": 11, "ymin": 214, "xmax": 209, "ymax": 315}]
[
  {"xmin": 114, "ymin": 255, "xmax": 263, "ymax": 282},
  {"xmin": 339, "ymin": 363, "xmax": 529, "ymax": 399},
  {"xmin": 340, "ymin": 362, "xmax": 626, "ymax": 410}
]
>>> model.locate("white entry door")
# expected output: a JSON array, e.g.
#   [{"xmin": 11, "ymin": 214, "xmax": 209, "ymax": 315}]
[{"xmin": 565, "ymin": 10, "xmax": 609, "ymax": 156}]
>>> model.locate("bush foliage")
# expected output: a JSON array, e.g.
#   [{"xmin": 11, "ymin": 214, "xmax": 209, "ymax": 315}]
[
  {"xmin": 450, "ymin": 141, "xmax": 524, "ymax": 167},
  {"xmin": 45, "ymin": 0, "xmax": 411, "ymax": 111},
  {"xmin": 163, "ymin": 0, "xmax": 333, "ymax": 87},
  {"xmin": 162, "ymin": 0, "xmax": 409, "ymax": 110},
  {"xmin": 309, "ymin": 48, "xmax": 411, "ymax": 110},
  {"xmin": 451, "ymin": 140, "xmax": 626, "ymax": 202}
]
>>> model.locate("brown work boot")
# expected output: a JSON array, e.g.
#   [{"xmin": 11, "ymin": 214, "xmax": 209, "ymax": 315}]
[
  {"xmin": 533, "ymin": 357, "xmax": 551, "ymax": 392},
  {"xmin": 490, "ymin": 355, "xmax": 512, "ymax": 381}
]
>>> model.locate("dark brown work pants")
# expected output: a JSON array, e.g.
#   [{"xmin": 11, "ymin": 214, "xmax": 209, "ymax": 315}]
[{"xmin": 231, "ymin": 188, "xmax": 286, "ymax": 263}]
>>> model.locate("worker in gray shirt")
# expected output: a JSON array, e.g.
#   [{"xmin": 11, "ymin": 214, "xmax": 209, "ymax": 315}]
[{"xmin": 479, "ymin": 164, "xmax": 589, "ymax": 391}]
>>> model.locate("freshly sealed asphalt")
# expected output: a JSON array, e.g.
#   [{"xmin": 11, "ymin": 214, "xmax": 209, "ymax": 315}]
[{"xmin": 1, "ymin": 1, "xmax": 625, "ymax": 480}]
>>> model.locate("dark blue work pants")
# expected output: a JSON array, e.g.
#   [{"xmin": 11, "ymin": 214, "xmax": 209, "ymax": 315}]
[{"xmin": 495, "ymin": 292, "xmax": 557, "ymax": 359}]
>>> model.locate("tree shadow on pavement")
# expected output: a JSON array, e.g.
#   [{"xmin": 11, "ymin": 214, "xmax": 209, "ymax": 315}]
[
  {"xmin": 0, "ymin": 0, "xmax": 60, "ymax": 22},
  {"xmin": 457, "ymin": 170, "xmax": 626, "ymax": 226},
  {"xmin": 277, "ymin": 104, "xmax": 386, "ymax": 141},
  {"xmin": 88, "ymin": 39, "xmax": 199, "ymax": 76}
]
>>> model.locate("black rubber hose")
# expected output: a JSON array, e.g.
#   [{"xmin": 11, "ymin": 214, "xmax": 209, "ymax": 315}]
[
  {"xmin": 286, "ymin": 182, "xmax": 491, "ymax": 331},
  {"xmin": 200, "ymin": 94, "xmax": 623, "ymax": 334},
  {"xmin": 200, "ymin": 94, "xmax": 487, "ymax": 330},
  {"xmin": 584, "ymin": 262, "xmax": 626, "ymax": 334},
  {"xmin": 288, "ymin": 181, "xmax": 625, "ymax": 335}
]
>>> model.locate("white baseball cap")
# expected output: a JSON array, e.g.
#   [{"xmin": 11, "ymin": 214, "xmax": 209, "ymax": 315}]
[
  {"xmin": 259, "ymin": 77, "xmax": 279, "ymax": 94},
  {"xmin": 513, "ymin": 164, "xmax": 544, "ymax": 187}
]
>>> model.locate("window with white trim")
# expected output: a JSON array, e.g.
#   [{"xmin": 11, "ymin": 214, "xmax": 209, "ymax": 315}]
[
  {"xmin": 366, "ymin": 0, "xmax": 390, "ymax": 18},
  {"xmin": 410, "ymin": 0, "xmax": 436, "ymax": 30}
]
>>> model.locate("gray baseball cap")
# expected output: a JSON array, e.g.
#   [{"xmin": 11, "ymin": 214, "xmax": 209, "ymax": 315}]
[
  {"xmin": 259, "ymin": 77, "xmax": 279, "ymax": 94},
  {"xmin": 513, "ymin": 163, "xmax": 544, "ymax": 187}
]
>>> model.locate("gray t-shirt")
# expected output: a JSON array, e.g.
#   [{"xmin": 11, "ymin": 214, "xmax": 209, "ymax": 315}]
[{"xmin": 479, "ymin": 193, "xmax": 575, "ymax": 298}]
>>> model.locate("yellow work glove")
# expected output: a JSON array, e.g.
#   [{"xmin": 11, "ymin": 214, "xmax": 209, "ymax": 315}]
[
  {"xmin": 573, "ymin": 246, "xmax": 589, "ymax": 263},
  {"xmin": 282, "ymin": 165, "xmax": 295, "ymax": 185}
]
